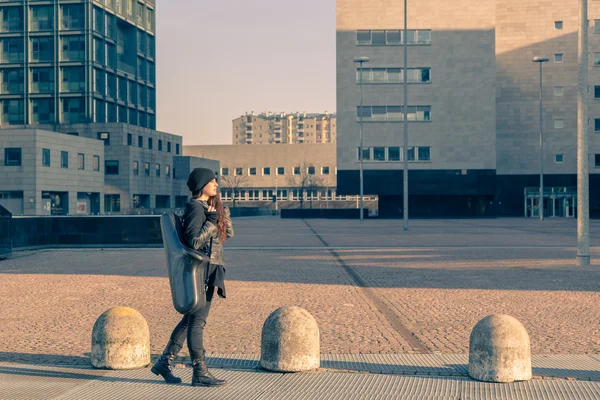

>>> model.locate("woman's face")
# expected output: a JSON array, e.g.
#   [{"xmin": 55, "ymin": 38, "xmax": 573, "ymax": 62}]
[{"xmin": 202, "ymin": 178, "xmax": 219, "ymax": 197}]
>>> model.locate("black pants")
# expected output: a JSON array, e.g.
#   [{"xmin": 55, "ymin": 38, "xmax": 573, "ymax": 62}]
[{"xmin": 168, "ymin": 286, "xmax": 215, "ymax": 362}]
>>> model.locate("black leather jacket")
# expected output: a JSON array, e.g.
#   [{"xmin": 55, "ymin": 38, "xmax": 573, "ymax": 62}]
[{"xmin": 182, "ymin": 199, "xmax": 234, "ymax": 266}]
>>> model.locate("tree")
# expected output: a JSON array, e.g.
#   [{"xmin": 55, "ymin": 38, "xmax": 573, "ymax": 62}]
[
  {"xmin": 287, "ymin": 162, "xmax": 323, "ymax": 209},
  {"xmin": 220, "ymin": 170, "xmax": 248, "ymax": 208}
]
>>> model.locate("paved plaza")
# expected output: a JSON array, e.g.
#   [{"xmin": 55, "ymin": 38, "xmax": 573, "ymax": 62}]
[{"xmin": 2, "ymin": 217, "xmax": 600, "ymax": 398}]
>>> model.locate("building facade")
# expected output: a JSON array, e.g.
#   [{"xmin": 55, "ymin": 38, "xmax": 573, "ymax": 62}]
[
  {"xmin": 184, "ymin": 143, "xmax": 375, "ymax": 209},
  {"xmin": 232, "ymin": 112, "xmax": 336, "ymax": 145},
  {"xmin": 337, "ymin": 0, "xmax": 600, "ymax": 217},
  {"xmin": 0, "ymin": 128, "xmax": 104, "ymax": 215},
  {"xmin": 0, "ymin": 0, "xmax": 156, "ymax": 129}
]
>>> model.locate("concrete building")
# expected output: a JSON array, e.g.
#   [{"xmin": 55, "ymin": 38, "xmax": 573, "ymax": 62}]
[
  {"xmin": 233, "ymin": 112, "xmax": 337, "ymax": 145},
  {"xmin": 0, "ymin": 129, "xmax": 104, "ymax": 215},
  {"xmin": 336, "ymin": 0, "xmax": 600, "ymax": 218},
  {"xmin": 184, "ymin": 143, "xmax": 374, "ymax": 209},
  {"xmin": 0, "ymin": 0, "xmax": 156, "ymax": 129}
]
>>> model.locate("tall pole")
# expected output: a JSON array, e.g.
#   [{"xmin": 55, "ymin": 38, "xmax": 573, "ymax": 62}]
[
  {"xmin": 577, "ymin": 0, "xmax": 590, "ymax": 265},
  {"xmin": 403, "ymin": 0, "xmax": 409, "ymax": 230},
  {"xmin": 539, "ymin": 62, "xmax": 544, "ymax": 221},
  {"xmin": 359, "ymin": 61, "xmax": 365, "ymax": 222}
]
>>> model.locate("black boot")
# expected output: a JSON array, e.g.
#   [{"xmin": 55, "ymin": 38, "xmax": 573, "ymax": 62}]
[
  {"xmin": 191, "ymin": 359, "xmax": 227, "ymax": 387},
  {"xmin": 151, "ymin": 341, "xmax": 182, "ymax": 384}
]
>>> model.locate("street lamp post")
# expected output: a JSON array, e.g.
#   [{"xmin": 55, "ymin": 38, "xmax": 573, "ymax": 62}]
[
  {"xmin": 532, "ymin": 56, "xmax": 549, "ymax": 221},
  {"xmin": 403, "ymin": 0, "xmax": 409, "ymax": 231},
  {"xmin": 354, "ymin": 56, "xmax": 369, "ymax": 222}
]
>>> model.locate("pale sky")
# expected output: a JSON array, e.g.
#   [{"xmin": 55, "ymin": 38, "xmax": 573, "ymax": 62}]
[{"xmin": 155, "ymin": 0, "xmax": 336, "ymax": 145}]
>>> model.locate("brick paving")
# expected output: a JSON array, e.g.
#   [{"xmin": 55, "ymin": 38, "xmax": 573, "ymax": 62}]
[{"xmin": 1, "ymin": 217, "xmax": 600, "ymax": 365}]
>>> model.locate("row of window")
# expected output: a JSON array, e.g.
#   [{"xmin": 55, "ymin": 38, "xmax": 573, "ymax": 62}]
[
  {"xmin": 132, "ymin": 161, "xmax": 171, "ymax": 178},
  {"xmin": 221, "ymin": 166, "xmax": 335, "ymax": 177},
  {"xmin": 0, "ymin": 4, "xmax": 84, "ymax": 33},
  {"xmin": 356, "ymin": 105, "xmax": 432, "ymax": 122},
  {"xmin": 357, "ymin": 30, "xmax": 432, "ymax": 46},
  {"xmin": 357, "ymin": 146, "xmax": 431, "ymax": 162},
  {"xmin": 95, "ymin": 0, "xmax": 155, "ymax": 32},
  {"xmin": 356, "ymin": 67, "xmax": 431, "ymax": 84},
  {"xmin": 126, "ymin": 133, "xmax": 179, "ymax": 154},
  {"xmin": 93, "ymin": 5, "xmax": 156, "ymax": 51},
  {"xmin": 4, "ymin": 147, "xmax": 101, "ymax": 171}
]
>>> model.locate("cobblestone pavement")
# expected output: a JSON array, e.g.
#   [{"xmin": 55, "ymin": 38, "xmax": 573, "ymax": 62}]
[{"xmin": 1, "ymin": 218, "xmax": 600, "ymax": 364}]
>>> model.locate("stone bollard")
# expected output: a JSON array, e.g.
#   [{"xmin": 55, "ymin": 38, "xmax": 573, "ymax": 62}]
[
  {"xmin": 468, "ymin": 314, "xmax": 532, "ymax": 383},
  {"xmin": 91, "ymin": 306, "xmax": 151, "ymax": 370},
  {"xmin": 260, "ymin": 306, "xmax": 320, "ymax": 372}
]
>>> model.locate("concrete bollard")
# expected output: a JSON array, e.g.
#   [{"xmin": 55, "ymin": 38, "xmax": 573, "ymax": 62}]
[
  {"xmin": 260, "ymin": 306, "xmax": 320, "ymax": 372},
  {"xmin": 91, "ymin": 306, "xmax": 151, "ymax": 370},
  {"xmin": 468, "ymin": 314, "xmax": 532, "ymax": 383}
]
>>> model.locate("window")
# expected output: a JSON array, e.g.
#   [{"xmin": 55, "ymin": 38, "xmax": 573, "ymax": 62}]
[
  {"xmin": 148, "ymin": 138, "xmax": 153, "ymax": 150},
  {"xmin": 165, "ymin": 165, "xmax": 171, "ymax": 178},
  {"xmin": 407, "ymin": 147, "xmax": 415, "ymax": 161},
  {"xmin": 555, "ymin": 154, "xmax": 564, "ymax": 163},
  {"xmin": 31, "ymin": 96, "xmax": 54, "ymax": 122},
  {"xmin": 31, "ymin": 6, "xmax": 54, "ymax": 31},
  {"xmin": 388, "ymin": 146, "xmax": 401, "ymax": 161},
  {"xmin": 30, "ymin": 68, "xmax": 54, "ymax": 93},
  {"xmin": 322, "ymin": 166, "xmax": 330, "ymax": 175},
  {"xmin": 42, "ymin": 148, "xmax": 50, "ymax": 166},
  {"xmin": 144, "ymin": 162, "xmax": 149, "ymax": 176},
  {"xmin": 61, "ymin": 4, "xmax": 84, "ymax": 30},
  {"xmin": 554, "ymin": 53, "xmax": 563, "ymax": 63},
  {"xmin": 418, "ymin": 146, "xmax": 431, "ymax": 161},
  {"xmin": 61, "ymin": 151, "xmax": 68, "ymax": 168},
  {"xmin": 308, "ymin": 166, "xmax": 315, "ymax": 175},
  {"xmin": 133, "ymin": 161, "xmax": 139, "ymax": 175},
  {"xmin": 356, "ymin": 105, "xmax": 431, "ymax": 122},
  {"xmin": 167, "ymin": 142, "xmax": 171, "ymax": 153},
  {"xmin": 374, "ymin": 147, "xmax": 386, "ymax": 161},
  {"xmin": 77, "ymin": 153, "xmax": 84, "ymax": 170},
  {"xmin": 155, "ymin": 163, "xmax": 160, "ymax": 177},
  {"xmin": 596, "ymin": 20, "xmax": 600, "ymax": 33},
  {"xmin": 61, "ymin": 67, "xmax": 85, "ymax": 92},
  {"xmin": 596, "ymin": 154, "xmax": 600, "ymax": 168},
  {"xmin": 357, "ymin": 147, "xmax": 371, "ymax": 161},
  {"xmin": 97, "ymin": 132, "xmax": 110, "ymax": 146},
  {"xmin": 235, "ymin": 167, "xmax": 243, "ymax": 176},
  {"xmin": 138, "ymin": 136, "xmax": 143, "ymax": 148},
  {"xmin": 127, "ymin": 133, "xmax": 132, "ymax": 146},
  {"xmin": 595, "ymin": 119, "xmax": 600, "ymax": 132},
  {"xmin": 30, "ymin": 37, "xmax": 53, "ymax": 62},
  {"xmin": 93, "ymin": 155, "xmax": 100, "ymax": 171},
  {"xmin": 356, "ymin": 29, "xmax": 431, "ymax": 45},
  {"xmin": 105, "ymin": 160, "xmax": 119, "ymax": 174},
  {"xmin": 358, "ymin": 67, "xmax": 431, "ymax": 84},
  {"xmin": 249, "ymin": 167, "xmax": 256, "ymax": 175},
  {"xmin": 158, "ymin": 139, "xmax": 163, "ymax": 151},
  {"xmin": 221, "ymin": 167, "xmax": 229, "ymax": 176},
  {"xmin": 176, "ymin": 143, "xmax": 180, "ymax": 155},
  {"xmin": 595, "ymin": 86, "xmax": 600, "ymax": 99},
  {"xmin": 554, "ymin": 21, "xmax": 563, "ymax": 30},
  {"xmin": 554, "ymin": 86, "xmax": 564, "ymax": 96},
  {"xmin": 263, "ymin": 167, "xmax": 271, "ymax": 175},
  {"xmin": 104, "ymin": 194, "xmax": 120, "ymax": 213},
  {"xmin": 293, "ymin": 167, "xmax": 300, "ymax": 175},
  {"xmin": 4, "ymin": 148, "xmax": 21, "ymax": 166},
  {"xmin": 1, "ymin": 38, "xmax": 24, "ymax": 63},
  {"xmin": 277, "ymin": 167, "xmax": 285, "ymax": 175},
  {"xmin": 61, "ymin": 35, "xmax": 85, "ymax": 61},
  {"xmin": 595, "ymin": 53, "xmax": 600, "ymax": 66},
  {"xmin": 554, "ymin": 119, "xmax": 564, "ymax": 129}
]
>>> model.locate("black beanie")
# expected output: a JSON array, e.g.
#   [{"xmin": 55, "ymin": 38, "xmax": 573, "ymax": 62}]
[{"xmin": 187, "ymin": 167, "xmax": 216, "ymax": 194}]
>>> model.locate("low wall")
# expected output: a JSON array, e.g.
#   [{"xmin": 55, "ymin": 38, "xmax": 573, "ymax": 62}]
[{"xmin": 280, "ymin": 208, "xmax": 370, "ymax": 219}]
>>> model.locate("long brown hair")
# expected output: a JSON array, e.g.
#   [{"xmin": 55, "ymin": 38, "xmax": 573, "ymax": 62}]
[{"xmin": 208, "ymin": 192, "xmax": 227, "ymax": 242}]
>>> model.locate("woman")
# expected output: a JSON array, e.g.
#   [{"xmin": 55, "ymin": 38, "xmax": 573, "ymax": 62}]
[{"xmin": 152, "ymin": 167, "xmax": 233, "ymax": 387}]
